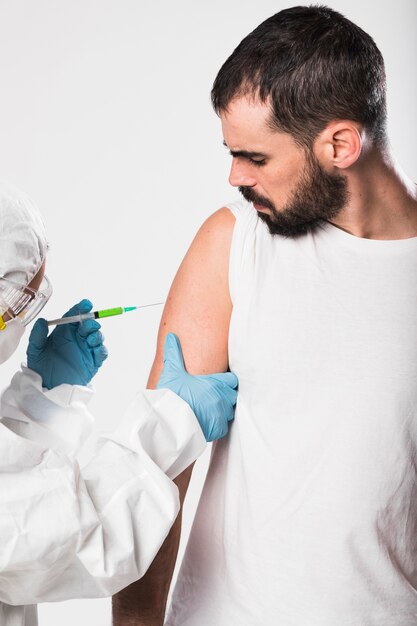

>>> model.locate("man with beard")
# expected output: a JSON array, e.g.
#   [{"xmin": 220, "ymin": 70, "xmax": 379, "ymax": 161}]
[{"xmin": 113, "ymin": 6, "xmax": 417, "ymax": 625}]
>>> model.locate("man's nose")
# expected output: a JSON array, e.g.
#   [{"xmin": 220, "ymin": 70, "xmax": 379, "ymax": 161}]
[{"xmin": 228, "ymin": 159, "xmax": 257, "ymax": 187}]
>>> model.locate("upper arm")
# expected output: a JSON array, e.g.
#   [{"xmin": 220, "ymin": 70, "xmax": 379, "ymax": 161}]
[{"xmin": 147, "ymin": 207, "xmax": 235, "ymax": 388}]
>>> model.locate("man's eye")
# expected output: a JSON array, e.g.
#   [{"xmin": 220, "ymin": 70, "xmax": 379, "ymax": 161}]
[
  {"xmin": 249, "ymin": 158, "xmax": 266, "ymax": 167},
  {"xmin": 228, "ymin": 151, "xmax": 266, "ymax": 167}
]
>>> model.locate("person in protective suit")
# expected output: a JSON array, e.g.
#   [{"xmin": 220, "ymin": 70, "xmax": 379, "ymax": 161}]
[{"xmin": 0, "ymin": 181, "xmax": 238, "ymax": 626}]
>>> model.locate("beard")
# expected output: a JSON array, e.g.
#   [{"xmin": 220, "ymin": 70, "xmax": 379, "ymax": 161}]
[{"xmin": 239, "ymin": 151, "xmax": 349, "ymax": 238}]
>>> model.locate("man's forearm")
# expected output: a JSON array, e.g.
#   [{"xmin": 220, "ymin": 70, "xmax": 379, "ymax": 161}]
[{"xmin": 112, "ymin": 465, "xmax": 194, "ymax": 626}]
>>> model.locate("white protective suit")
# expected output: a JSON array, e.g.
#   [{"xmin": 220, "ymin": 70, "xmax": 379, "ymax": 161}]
[
  {"xmin": 0, "ymin": 369, "xmax": 205, "ymax": 625},
  {"xmin": 0, "ymin": 182, "xmax": 206, "ymax": 625}
]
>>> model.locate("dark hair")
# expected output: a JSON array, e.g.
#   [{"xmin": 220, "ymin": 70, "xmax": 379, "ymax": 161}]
[{"xmin": 211, "ymin": 5, "xmax": 387, "ymax": 148}]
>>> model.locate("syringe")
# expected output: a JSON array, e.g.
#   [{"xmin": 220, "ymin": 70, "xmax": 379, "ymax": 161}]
[{"xmin": 47, "ymin": 303, "xmax": 164, "ymax": 327}]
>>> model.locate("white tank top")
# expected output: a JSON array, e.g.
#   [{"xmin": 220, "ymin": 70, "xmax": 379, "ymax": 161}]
[{"xmin": 167, "ymin": 199, "xmax": 417, "ymax": 626}]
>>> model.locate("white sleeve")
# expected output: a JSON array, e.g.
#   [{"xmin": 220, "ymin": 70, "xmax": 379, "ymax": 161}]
[
  {"xmin": 1, "ymin": 366, "xmax": 95, "ymax": 457},
  {"xmin": 0, "ymin": 368, "xmax": 206, "ymax": 606}
]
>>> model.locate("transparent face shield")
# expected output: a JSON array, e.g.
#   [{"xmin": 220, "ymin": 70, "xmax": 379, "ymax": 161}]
[{"xmin": 0, "ymin": 274, "xmax": 53, "ymax": 331}]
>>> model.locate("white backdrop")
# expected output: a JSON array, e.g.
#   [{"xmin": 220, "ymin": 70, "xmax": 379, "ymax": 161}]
[{"xmin": 0, "ymin": 1, "xmax": 415, "ymax": 624}]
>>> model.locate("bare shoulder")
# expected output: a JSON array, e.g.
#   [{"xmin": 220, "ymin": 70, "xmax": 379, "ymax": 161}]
[
  {"xmin": 188, "ymin": 206, "xmax": 236, "ymax": 254},
  {"xmin": 148, "ymin": 208, "xmax": 235, "ymax": 386}
]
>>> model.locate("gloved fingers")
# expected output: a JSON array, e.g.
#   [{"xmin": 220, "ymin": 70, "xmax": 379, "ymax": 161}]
[
  {"xmin": 225, "ymin": 397, "xmax": 237, "ymax": 422},
  {"xmin": 211, "ymin": 383, "xmax": 238, "ymax": 422},
  {"xmin": 220, "ymin": 381, "xmax": 238, "ymax": 405},
  {"xmin": 213, "ymin": 387, "xmax": 237, "ymax": 422},
  {"xmin": 77, "ymin": 319, "xmax": 101, "ymax": 338},
  {"xmin": 62, "ymin": 299, "xmax": 93, "ymax": 319},
  {"xmin": 85, "ymin": 330, "xmax": 104, "ymax": 348},
  {"xmin": 27, "ymin": 318, "xmax": 49, "ymax": 351},
  {"xmin": 208, "ymin": 371, "xmax": 239, "ymax": 390},
  {"xmin": 202, "ymin": 415, "xmax": 228, "ymax": 442},
  {"xmin": 204, "ymin": 374, "xmax": 239, "ymax": 407},
  {"xmin": 92, "ymin": 344, "xmax": 108, "ymax": 368},
  {"xmin": 162, "ymin": 333, "xmax": 186, "ymax": 372}
]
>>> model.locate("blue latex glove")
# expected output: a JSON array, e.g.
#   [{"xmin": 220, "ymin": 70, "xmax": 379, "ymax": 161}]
[
  {"xmin": 27, "ymin": 299, "xmax": 108, "ymax": 389},
  {"xmin": 157, "ymin": 333, "xmax": 238, "ymax": 442}
]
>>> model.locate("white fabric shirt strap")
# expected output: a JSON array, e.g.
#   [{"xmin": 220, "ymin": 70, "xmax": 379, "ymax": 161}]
[{"xmin": 0, "ymin": 371, "xmax": 206, "ymax": 606}]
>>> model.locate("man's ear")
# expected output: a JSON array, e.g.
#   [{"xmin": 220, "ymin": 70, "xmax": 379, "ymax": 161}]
[{"xmin": 314, "ymin": 121, "xmax": 363, "ymax": 170}]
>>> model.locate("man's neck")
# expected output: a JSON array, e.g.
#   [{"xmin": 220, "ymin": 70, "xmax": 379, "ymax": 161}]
[{"xmin": 328, "ymin": 148, "xmax": 417, "ymax": 240}]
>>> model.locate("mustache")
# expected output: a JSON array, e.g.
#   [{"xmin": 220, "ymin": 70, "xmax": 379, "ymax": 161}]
[{"xmin": 238, "ymin": 186, "xmax": 275, "ymax": 211}]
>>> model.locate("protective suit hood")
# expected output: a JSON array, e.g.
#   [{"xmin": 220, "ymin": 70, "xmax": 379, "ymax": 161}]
[{"xmin": 0, "ymin": 181, "xmax": 48, "ymax": 362}]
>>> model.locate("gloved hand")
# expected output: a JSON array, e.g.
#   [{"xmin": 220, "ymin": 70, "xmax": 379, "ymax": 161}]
[
  {"xmin": 27, "ymin": 299, "xmax": 108, "ymax": 389},
  {"xmin": 157, "ymin": 333, "xmax": 238, "ymax": 442}
]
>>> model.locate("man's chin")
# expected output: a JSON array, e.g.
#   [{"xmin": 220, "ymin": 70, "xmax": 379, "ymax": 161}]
[{"xmin": 256, "ymin": 209, "xmax": 325, "ymax": 238}]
